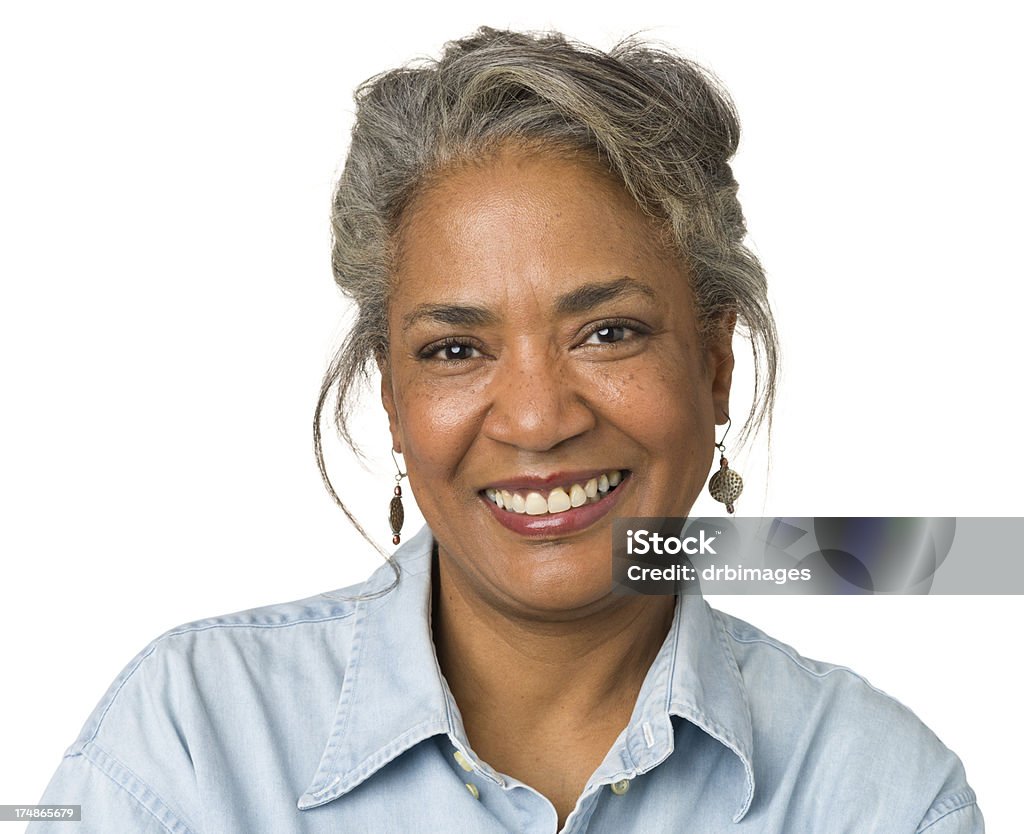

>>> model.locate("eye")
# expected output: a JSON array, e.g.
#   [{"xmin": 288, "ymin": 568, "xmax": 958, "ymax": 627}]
[
  {"xmin": 419, "ymin": 338, "xmax": 481, "ymax": 362},
  {"xmin": 588, "ymin": 325, "xmax": 627, "ymax": 344},
  {"xmin": 581, "ymin": 319, "xmax": 647, "ymax": 347}
]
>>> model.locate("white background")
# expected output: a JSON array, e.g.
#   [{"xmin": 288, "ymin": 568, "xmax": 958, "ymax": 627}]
[{"xmin": 1, "ymin": 1, "xmax": 1020, "ymax": 830}]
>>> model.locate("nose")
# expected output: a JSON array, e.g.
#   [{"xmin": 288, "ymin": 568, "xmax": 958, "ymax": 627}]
[{"xmin": 480, "ymin": 340, "xmax": 597, "ymax": 452}]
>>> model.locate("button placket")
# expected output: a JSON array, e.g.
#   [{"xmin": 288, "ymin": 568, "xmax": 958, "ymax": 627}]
[{"xmin": 452, "ymin": 747, "xmax": 482, "ymax": 801}]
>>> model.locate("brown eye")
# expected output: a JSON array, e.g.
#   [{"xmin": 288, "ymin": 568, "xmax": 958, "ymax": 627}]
[
  {"xmin": 578, "ymin": 319, "xmax": 650, "ymax": 352},
  {"xmin": 442, "ymin": 344, "xmax": 474, "ymax": 360},
  {"xmin": 420, "ymin": 339, "xmax": 481, "ymax": 362},
  {"xmin": 584, "ymin": 323, "xmax": 639, "ymax": 345},
  {"xmin": 593, "ymin": 326, "xmax": 626, "ymax": 343}
]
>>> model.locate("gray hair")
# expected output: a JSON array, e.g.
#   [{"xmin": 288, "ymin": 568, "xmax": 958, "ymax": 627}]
[{"xmin": 314, "ymin": 27, "xmax": 779, "ymax": 551}]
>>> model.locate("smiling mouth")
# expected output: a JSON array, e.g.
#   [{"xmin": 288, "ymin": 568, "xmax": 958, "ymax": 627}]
[{"xmin": 482, "ymin": 470, "xmax": 629, "ymax": 516}]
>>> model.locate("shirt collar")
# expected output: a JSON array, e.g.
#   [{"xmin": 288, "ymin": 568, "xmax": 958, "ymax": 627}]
[
  {"xmin": 660, "ymin": 587, "xmax": 755, "ymax": 822},
  {"xmin": 297, "ymin": 524, "xmax": 449, "ymax": 810},
  {"xmin": 297, "ymin": 524, "xmax": 755, "ymax": 822}
]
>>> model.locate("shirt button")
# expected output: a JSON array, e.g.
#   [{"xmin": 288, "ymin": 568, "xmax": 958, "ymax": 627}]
[
  {"xmin": 610, "ymin": 779, "xmax": 631, "ymax": 796},
  {"xmin": 453, "ymin": 750, "xmax": 474, "ymax": 772},
  {"xmin": 465, "ymin": 782, "xmax": 480, "ymax": 800}
]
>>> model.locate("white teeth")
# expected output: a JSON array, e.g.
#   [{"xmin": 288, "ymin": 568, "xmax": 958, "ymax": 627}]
[
  {"xmin": 569, "ymin": 484, "xmax": 587, "ymax": 507},
  {"xmin": 525, "ymin": 492, "xmax": 548, "ymax": 515},
  {"xmin": 547, "ymin": 487, "xmax": 572, "ymax": 513},
  {"xmin": 484, "ymin": 470, "xmax": 626, "ymax": 515}
]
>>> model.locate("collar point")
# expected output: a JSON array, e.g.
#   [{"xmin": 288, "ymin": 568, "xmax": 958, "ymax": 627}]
[
  {"xmin": 730, "ymin": 774, "xmax": 755, "ymax": 823},
  {"xmin": 297, "ymin": 773, "xmax": 344, "ymax": 811}
]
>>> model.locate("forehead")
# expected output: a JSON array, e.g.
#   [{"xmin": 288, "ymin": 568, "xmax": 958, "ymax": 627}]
[{"xmin": 392, "ymin": 147, "xmax": 684, "ymax": 305}]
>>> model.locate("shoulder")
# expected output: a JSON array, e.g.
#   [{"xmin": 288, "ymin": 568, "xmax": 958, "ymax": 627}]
[
  {"xmin": 40, "ymin": 578, "xmax": 383, "ymax": 831},
  {"xmin": 69, "ymin": 582, "xmax": 370, "ymax": 755},
  {"xmin": 714, "ymin": 606, "xmax": 940, "ymax": 735},
  {"xmin": 34, "ymin": 544, "xmax": 423, "ymax": 833},
  {"xmin": 58, "ymin": 530, "xmax": 426, "ymax": 768},
  {"xmin": 51, "ymin": 578, "xmax": 377, "ymax": 807},
  {"xmin": 711, "ymin": 607, "xmax": 981, "ymax": 831}
]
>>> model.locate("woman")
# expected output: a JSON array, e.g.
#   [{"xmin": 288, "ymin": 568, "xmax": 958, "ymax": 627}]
[{"xmin": 32, "ymin": 27, "xmax": 982, "ymax": 833}]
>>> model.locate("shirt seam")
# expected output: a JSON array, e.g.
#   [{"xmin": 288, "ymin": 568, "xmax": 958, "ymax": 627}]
[
  {"xmin": 916, "ymin": 798, "xmax": 978, "ymax": 833},
  {"xmin": 335, "ymin": 717, "xmax": 450, "ymax": 794},
  {"xmin": 722, "ymin": 628, "xmax": 907, "ymax": 697},
  {"xmin": 161, "ymin": 611, "xmax": 358, "ymax": 638},
  {"xmin": 84, "ymin": 614, "xmax": 356, "ymax": 747},
  {"xmin": 74, "ymin": 742, "xmax": 195, "ymax": 834},
  {"xmin": 721, "ymin": 628, "xmax": 931, "ymax": 731}
]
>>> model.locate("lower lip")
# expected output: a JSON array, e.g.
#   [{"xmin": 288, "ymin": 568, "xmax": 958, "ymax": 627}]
[{"xmin": 480, "ymin": 474, "xmax": 631, "ymax": 538}]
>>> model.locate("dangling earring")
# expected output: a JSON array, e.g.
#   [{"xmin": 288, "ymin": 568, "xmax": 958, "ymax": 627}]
[
  {"xmin": 389, "ymin": 449, "xmax": 406, "ymax": 545},
  {"xmin": 708, "ymin": 416, "xmax": 743, "ymax": 514}
]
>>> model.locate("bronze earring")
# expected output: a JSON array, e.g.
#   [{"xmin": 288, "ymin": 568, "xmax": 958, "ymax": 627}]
[
  {"xmin": 389, "ymin": 449, "xmax": 406, "ymax": 545},
  {"xmin": 708, "ymin": 416, "xmax": 743, "ymax": 514}
]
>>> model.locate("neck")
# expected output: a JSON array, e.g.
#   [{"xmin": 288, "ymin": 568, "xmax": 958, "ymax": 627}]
[{"xmin": 431, "ymin": 547, "xmax": 676, "ymax": 734}]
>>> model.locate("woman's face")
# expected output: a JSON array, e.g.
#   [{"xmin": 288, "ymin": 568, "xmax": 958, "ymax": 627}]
[{"xmin": 380, "ymin": 146, "xmax": 734, "ymax": 618}]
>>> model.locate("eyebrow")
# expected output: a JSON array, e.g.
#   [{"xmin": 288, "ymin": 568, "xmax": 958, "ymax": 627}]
[
  {"xmin": 401, "ymin": 277, "xmax": 657, "ymax": 329},
  {"xmin": 554, "ymin": 276, "xmax": 657, "ymax": 316},
  {"xmin": 401, "ymin": 303, "xmax": 499, "ymax": 330}
]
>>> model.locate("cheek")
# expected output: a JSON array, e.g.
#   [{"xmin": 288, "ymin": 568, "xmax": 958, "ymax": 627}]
[
  {"xmin": 625, "ymin": 388, "xmax": 708, "ymax": 462},
  {"xmin": 590, "ymin": 349, "xmax": 713, "ymax": 443},
  {"xmin": 618, "ymin": 368, "xmax": 715, "ymax": 498},
  {"xmin": 393, "ymin": 376, "xmax": 487, "ymax": 471}
]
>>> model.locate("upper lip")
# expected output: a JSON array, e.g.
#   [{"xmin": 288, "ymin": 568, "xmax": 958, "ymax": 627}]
[{"xmin": 481, "ymin": 469, "xmax": 628, "ymax": 492}]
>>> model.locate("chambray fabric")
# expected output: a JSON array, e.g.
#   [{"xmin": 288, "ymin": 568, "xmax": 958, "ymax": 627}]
[{"xmin": 32, "ymin": 524, "xmax": 982, "ymax": 833}]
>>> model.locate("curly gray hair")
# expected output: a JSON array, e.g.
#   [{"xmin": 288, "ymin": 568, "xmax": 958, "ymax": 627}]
[{"xmin": 314, "ymin": 27, "xmax": 778, "ymax": 548}]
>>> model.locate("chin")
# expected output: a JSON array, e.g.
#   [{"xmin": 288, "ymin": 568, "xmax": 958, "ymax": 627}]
[{"xmin": 499, "ymin": 557, "xmax": 615, "ymax": 619}]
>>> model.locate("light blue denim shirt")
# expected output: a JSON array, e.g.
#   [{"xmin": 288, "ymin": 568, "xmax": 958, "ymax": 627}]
[{"xmin": 32, "ymin": 524, "xmax": 982, "ymax": 833}]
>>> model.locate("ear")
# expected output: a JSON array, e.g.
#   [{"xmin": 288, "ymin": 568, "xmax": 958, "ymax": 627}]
[
  {"xmin": 705, "ymin": 310, "xmax": 736, "ymax": 426},
  {"xmin": 376, "ymin": 351, "xmax": 403, "ymax": 454}
]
